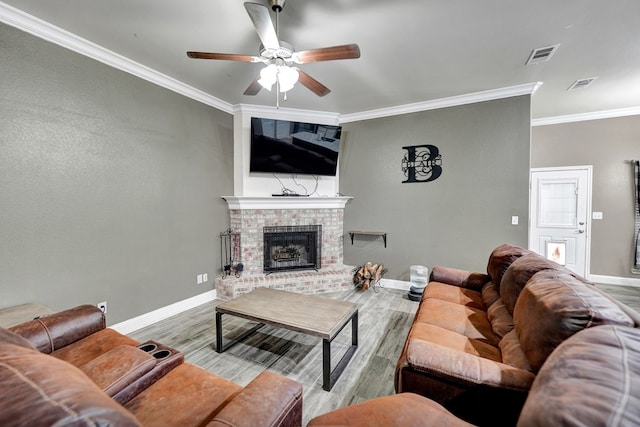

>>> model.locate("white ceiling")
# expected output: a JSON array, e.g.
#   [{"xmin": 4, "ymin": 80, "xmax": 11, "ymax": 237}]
[{"xmin": 2, "ymin": 0, "xmax": 639, "ymax": 121}]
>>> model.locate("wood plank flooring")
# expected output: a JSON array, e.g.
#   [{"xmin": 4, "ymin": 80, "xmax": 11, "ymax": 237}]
[
  {"xmin": 128, "ymin": 283, "xmax": 640, "ymax": 425},
  {"xmin": 129, "ymin": 287, "xmax": 417, "ymax": 425}
]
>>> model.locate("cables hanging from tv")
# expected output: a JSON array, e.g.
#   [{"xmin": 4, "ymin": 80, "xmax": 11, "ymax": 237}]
[
  {"xmin": 271, "ymin": 174, "xmax": 319, "ymax": 197},
  {"xmin": 272, "ymin": 174, "xmax": 295, "ymax": 195}
]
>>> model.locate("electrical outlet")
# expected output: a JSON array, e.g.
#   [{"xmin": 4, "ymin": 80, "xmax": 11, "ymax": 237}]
[
  {"xmin": 97, "ymin": 301, "xmax": 107, "ymax": 314},
  {"xmin": 511, "ymin": 216, "xmax": 519, "ymax": 225},
  {"xmin": 197, "ymin": 274, "xmax": 203, "ymax": 284},
  {"xmin": 203, "ymin": 273, "xmax": 208, "ymax": 282}
]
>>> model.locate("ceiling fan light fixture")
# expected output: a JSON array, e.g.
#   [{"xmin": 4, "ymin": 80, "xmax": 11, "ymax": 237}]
[
  {"xmin": 258, "ymin": 63, "xmax": 278, "ymax": 91},
  {"xmin": 278, "ymin": 65, "xmax": 299, "ymax": 92},
  {"xmin": 258, "ymin": 63, "xmax": 299, "ymax": 93}
]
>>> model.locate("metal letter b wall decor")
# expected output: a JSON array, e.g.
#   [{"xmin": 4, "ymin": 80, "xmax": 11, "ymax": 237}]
[{"xmin": 401, "ymin": 144, "xmax": 443, "ymax": 183}]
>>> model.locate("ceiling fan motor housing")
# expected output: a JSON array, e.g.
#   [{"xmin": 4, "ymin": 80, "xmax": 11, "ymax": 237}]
[
  {"xmin": 268, "ymin": 0, "xmax": 285, "ymax": 12},
  {"xmin": 259, "ymin": 41, "xmax": 294, "ymax": 61}
]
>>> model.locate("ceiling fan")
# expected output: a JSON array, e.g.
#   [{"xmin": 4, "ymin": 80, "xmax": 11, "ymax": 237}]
[{"xmin": 186, "ymin": 0, "xmax": 360, "ymax": 99}]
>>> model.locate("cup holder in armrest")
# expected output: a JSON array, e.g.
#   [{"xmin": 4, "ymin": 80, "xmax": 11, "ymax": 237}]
[
  {"xmin": 137, "ymin": 343, "xmax": 158, "ymax": 353},
  {"xmin": 135, "ymin": 340, "xmax": 184, "ymax": 368},
  {"xmin": 113, "ymin": 340, "xmax": 185, "ymax": 405},
  {"xmin": 151, "ymin": 349, "xmax": 172, "ymax": 360}
]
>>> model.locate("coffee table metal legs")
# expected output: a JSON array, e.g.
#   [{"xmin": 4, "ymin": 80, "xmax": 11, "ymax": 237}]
[
  {"xmin": 216, "ymin": 312, "xmax": 265, "ymax": 353},
  {"xmin": 216, "ymin": 309, "xmax": 359, "ymax": 391},
  {"xmin": 323, "ymin": 310, "xmax": 358, "ymax": 391}
]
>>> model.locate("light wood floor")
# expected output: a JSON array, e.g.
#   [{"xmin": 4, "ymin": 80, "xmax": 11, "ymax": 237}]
[
  {"xmin": 129, "ymin": 286, "xmax": 417, "ymax": 425},
  {"xmin": 128, "ymin": 283, "xmax": 640, "ymax": 425}
]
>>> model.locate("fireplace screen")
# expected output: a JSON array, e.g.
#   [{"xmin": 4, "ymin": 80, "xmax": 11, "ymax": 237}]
[{"xmin": 263, "ymin": 225, "xmax": 322, "ymax": 273}]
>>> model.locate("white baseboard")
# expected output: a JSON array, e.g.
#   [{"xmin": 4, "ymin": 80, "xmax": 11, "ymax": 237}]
[
  {"xmin": 379, "ymin": 278, "xmax": 411, "ymax": 291},
  {"xmin": 111, "ymin": 290, "xmax": 217, "ymax": 334},
  {"xmin": 589, "ymin": 274, "xmax": 640, "ymax": 288}
]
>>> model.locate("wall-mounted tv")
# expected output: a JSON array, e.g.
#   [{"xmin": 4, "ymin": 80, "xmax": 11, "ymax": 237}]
[{"xmin": 250, "ymin": 117, "xmax": 342, "ymax": 176}]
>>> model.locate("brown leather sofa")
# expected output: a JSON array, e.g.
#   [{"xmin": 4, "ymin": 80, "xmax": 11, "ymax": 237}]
[
  {"xmin": 308, "ymin": 323, "xmax": 640, "ymax": 426},
  {"xmin": 0, "ymin": 305, "xmax": 302, "ymax": 426},
  {"xmin": 392, "ymin": 244, "xmax": 640, "ymax": 426}
]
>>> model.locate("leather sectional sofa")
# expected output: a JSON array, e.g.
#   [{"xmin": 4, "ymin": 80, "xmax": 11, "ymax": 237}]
[
  {"xmin": 308, "ymin": 323, "xmax": 640, "ymax": 426},
  {"xmin": 390, "ymin": 243, "xmax": 640, "ymax": 426},
  {"xmin": 0, "ymin": 304, "xmax": 302, "ymax": 426}
]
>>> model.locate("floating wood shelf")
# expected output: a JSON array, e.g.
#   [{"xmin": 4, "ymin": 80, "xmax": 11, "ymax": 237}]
[{"xmin": 348, "ymin": 231, "xmax": 387, "ymax": 248}]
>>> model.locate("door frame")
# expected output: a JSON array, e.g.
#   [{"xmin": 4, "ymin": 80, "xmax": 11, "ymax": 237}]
[{"xmin": 529, "ymin": 165, "xmax": 593, "ymax": 278}]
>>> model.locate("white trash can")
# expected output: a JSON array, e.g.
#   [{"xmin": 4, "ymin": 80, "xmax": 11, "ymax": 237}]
[{"xmin": 408, "ymin": 265, "xmax": 429, "ymax": 301}]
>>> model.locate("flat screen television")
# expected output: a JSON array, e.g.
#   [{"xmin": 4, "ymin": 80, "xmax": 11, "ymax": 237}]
[{"xmin": 250, "ymin": 117, "xmax": 342, "ymax": 176}]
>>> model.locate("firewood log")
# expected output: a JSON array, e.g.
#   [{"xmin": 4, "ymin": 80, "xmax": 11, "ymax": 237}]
[
  {"xmin": 372, "ymin": 264, "xmax": 384, "ymax": 283},
  {"xmin": 363, "ymin": 262, "xmax": 372, "ymax": 278}
]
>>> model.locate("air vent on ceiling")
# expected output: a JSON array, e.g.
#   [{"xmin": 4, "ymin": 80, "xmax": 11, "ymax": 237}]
[
  {"xmin": 568, "ymin": 77, "xmax": 598, "ymax": 90},
  {"xmin": 526, "ymin": 44, "xmax": 560, "ymax": 65}
]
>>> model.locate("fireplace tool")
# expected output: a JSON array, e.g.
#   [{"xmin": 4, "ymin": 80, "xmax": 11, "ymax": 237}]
[{"xmin": 220, "ymin": 228, "xmax": 243, "ymax": 278}]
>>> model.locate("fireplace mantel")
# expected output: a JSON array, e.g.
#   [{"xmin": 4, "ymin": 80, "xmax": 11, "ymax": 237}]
[{"xmin": 221, "ymin": 196, "xmax": 353, "ymax": 210}]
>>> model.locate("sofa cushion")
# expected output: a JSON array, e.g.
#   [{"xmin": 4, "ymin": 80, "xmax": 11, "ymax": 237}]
[
  {"xmin": 421, "ymin": 281, "xmax": 485, "ymax": 310},
  {"xmin": 415, "ymin": 299, "xmax": 500, "ymax": 346},
  {"xmin": 480, "ymin": 282, "xmax": 500, "ymax": 308},
  {"xmin": 125, "ymin": 363, "xmax": 243, "ymax": 427},
  {"xmin": 52, "ymin": 327, "xmax": 140, "ymax": 367},
  {"xmin": 403, "ymin": 323, "xmax": 535, "ymax": 390},
  {"xmin": 308, "ymin": 393, "xmax": 475, "ymax": 427},
  {"xmin": 514, "ymin": 269, "xmax": 634, "ymax": 372},
  {"xmin": 487, "ymin": 298, "xmax": 513, "ymax": 338},
  {"xmin": 500, "ymin": 254, "xmax": 560, "ymax": 314},
  {"xmin": 498, "ymin": 330, "xmax": 532, "ymax": 372},
  {"xmin": 486, "ymin": 244, "xmax": 532, "ymax": 292},
  {"xmin": 0, "ymin": 343, "xmax": 140, "ymax": 426},
  {"xmin": 517, "ymin": 325, "xmax": 640, "ymax": 426}
]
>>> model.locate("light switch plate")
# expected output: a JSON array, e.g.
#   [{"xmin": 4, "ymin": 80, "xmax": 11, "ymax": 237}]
[{"xmin": 511, "ymin": 216, "xmax": 519, "ymax": 225}]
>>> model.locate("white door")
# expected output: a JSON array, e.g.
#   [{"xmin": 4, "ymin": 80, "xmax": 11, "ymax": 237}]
[{"xmin": 529, "ymin": 166, "xmax": 592, "ymax": 277}]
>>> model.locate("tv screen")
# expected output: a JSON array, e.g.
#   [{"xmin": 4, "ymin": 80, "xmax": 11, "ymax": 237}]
[{"xmin": 250, "ymin": 117, "xmax": 341, "ymax": 176}]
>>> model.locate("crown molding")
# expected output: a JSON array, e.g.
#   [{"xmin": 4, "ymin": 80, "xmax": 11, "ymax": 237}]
[
  {"xmin": 5, "ymin": 2, "xmax": 637, "ymax": 127},
  {"xmin": 0, "ymin": 2, "xmax": 233, "ymax": 114},
  {"xmin": 339, "ymin": 82, "xmax": 543, "ymax": 123},
  {"xmin": 532, "ymin": 106, "xmax": 640, "ymax": 126}
]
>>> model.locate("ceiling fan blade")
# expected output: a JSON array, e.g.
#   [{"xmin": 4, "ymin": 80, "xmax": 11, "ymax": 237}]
[
  {"xmin": 298, "ymin": 70, "xmax": 331, "ymax": 97},
  {"xmin": 187, "ymin": 51, "xmax": 255, "ymax": 62},
  {"xmin": 244, "ymin": 2, "xmax": 280, "ymax": 50},
  {"xmin": 244, "ymin": 76, "xmax": 262, "ymax": 96},
  {"xmin": 293, "ymin": 44, "xmax": 361, "ymax": 64}
]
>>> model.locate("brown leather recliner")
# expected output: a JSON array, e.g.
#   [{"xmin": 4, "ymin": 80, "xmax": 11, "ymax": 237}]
[{"xmin": 1, "ymin": 305, "xmax": 302, "ymax": 427}]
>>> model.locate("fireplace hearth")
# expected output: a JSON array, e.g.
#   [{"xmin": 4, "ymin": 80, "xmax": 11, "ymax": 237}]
[{"xmin": 263, "ymin": 225, "xmax": 321, "ymax": 273}]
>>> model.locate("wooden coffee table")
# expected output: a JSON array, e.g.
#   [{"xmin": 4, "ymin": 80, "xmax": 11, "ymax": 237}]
[{"xmin": 215, "ymin": 287, "xmax": 358, "ymax": 391}]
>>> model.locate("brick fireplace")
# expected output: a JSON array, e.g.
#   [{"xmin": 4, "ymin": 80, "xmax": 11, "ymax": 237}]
[{"xmin": 215, "ymin": 196, "xmax": 354, "ymax": 299}]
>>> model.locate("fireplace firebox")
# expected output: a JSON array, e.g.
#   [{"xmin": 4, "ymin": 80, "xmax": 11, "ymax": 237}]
[{"xmin": 263, "ymin": 225, "xmax": 322, "ymax": 273}]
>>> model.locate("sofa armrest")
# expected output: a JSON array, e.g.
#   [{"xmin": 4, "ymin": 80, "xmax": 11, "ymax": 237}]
[
  {"xmin": 430, "ymin": 266, "xmax": 490, "ymax": 291},
  {"xmin": 9, "ymin": 305, "xmax": 106, "ymax": 353},
  {"xmin": 207, "ymin": 371, "xmax": 302, "ymax": 427}
]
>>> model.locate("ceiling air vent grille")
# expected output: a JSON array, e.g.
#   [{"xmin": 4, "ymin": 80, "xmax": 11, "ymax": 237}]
[
  {"xmin": 568, "ymin": 77, "xmax": 598, "ymax": 90},
  {"xmin": 526, "ymin": 44, "xmax": 560, "ymax": 65}
]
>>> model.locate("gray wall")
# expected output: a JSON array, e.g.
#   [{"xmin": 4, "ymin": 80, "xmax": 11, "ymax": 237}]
[
  {"xmin": 532, "ymin": 115, "xmax": 640, "ymax": 278},
  {"xmin": 0, "ymin": 23, "xmax": 234, "ymax": 324},
  {"xmin": 340, "ymin": 96, "xmax": 531, "ymax": 279}
]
